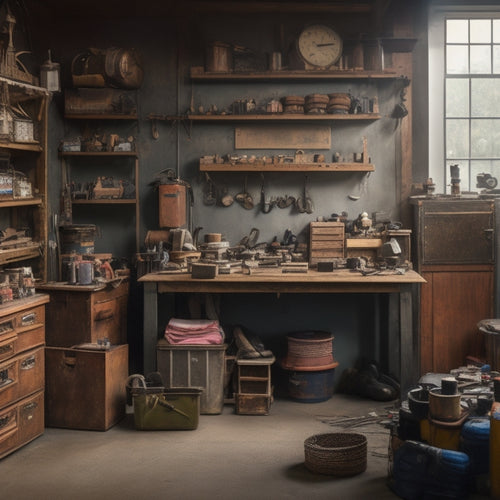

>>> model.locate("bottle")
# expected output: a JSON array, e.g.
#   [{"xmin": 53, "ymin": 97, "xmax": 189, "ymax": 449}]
[{"xmin": 491, "ymin": 377, "xmax": 500, "ymax": 499}]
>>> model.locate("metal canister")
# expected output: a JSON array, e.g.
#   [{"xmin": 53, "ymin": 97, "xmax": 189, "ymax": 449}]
[{"xmin": 206, "ymin": 41, "xmax": 232, "ymax": 72}]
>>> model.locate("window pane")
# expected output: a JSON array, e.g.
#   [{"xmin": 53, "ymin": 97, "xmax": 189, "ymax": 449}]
[
  {"xmin": 446, "ymin": 79, "xmax": 469, "ymax": 116},
  {"xmin": 471, "ymin": 119, "xmax": 500, "ymax": 157},
  {"xmin": 470, "ymin": 19, "xmax": 491, "ymax": 43},
  {"xmin": 471, "ymin": 79, "xmax": 500, "ymax": 116},
  {"xmin": 447, "ymin": 19, "xmax": 469, "ymax": 43},
  {"xmin": 494, "ymin": 46, "xmax": 500, "ymax": 73},
  {"xmin": 471, "ymin": 160, "xmax": 500, "ymax": 191},
  {"xmin": 447, "ymin": 45, "xmax": 469, "ymax": 73},
  {"xmin": 494, "ymin": 20, "xmax": 500, "ymax": 43},
  {"xmin": 470, "ymin": 45, "xmax": 491, "ymax": 73},
  {"xmin": 446, "ymin": 119, "xmax": 469, "ymax": 158}
]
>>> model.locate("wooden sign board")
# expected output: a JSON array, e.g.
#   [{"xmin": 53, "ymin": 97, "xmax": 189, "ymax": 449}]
[{"xmin": 235, "ymin": 124, "xmax": 331, "ymax": 150}]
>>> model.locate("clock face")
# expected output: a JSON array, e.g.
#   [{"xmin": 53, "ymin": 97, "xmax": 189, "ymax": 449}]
[{"xmin": 297, "ymin": 25, "xmax": 342, "ymax": 69}]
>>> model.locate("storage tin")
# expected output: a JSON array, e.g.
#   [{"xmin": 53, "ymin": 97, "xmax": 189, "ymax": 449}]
[{"xmin": 132, "ymin": 387, "xmax": 202, "ymax": 431}]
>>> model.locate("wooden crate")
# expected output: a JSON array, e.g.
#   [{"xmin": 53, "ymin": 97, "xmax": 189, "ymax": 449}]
[
  {"xmin": 39, "ymin": 280, "xmax": 129, "ymax": 347},
  {"xmin": 309, "ymin": 222, "xmax": 344, "ymax": 265},
  {"xmin": 235, "ymin": 357, "xmax": 275, "ymax": 415},
  {"xmin": 45, "ymin": 344, "xmax": 128, "ymax": 431}
]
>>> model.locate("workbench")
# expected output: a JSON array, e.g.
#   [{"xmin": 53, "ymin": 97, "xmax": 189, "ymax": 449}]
[{"xmin": 139, "ymin": 269, "xmax": 425, "ymax": 395}]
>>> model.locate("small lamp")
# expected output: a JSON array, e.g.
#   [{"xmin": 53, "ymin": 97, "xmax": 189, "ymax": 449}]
[{"xmin": 40, "ymin": 50, "xmax": 60, "ymax": 92}]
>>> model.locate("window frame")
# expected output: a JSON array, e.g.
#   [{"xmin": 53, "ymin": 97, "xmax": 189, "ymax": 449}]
[{"xmin": 428, "ymin": 3, "xmax": 500, "ymax": 194}]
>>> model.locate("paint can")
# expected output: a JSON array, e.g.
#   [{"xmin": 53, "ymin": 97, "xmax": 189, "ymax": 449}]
[
  {"xmin": 78, "ymin": 261, "xmax": 94, "ymax": 285},
  {"xmin": 59, "ymin": 224, "xmax": 97, "ymax": 255}
]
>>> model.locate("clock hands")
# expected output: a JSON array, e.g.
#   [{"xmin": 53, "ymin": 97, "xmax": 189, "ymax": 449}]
[{"xmin": 315, "ymin": 42, "xmax": 337, "ymax": 47}]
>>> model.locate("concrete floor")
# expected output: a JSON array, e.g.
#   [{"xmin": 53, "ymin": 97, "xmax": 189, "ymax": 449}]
[{"xmin": 2, "ymin": 395, "xmax": 400, "ymax": 500}]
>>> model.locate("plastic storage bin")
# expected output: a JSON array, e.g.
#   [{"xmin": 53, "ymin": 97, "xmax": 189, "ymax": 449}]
[{"xmin": 156, "ymin": 339, "xmax": 226, "ymax": 414}]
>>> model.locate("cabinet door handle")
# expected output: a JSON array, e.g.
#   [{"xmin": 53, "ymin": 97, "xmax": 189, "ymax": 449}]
[
  {"xmin": 95, "ymin": 309, "xmax": 114, "ymax": 321},
  {"xmin": 484, "ymin": 228, "xmax": 494, "ymax": 239},
  {"xmin": 21, "ymin": 312, "xmax": 36, "ymax": 326},
  {"xmin": 0, "ymin": 413, "xmax": 12, "ymax": 429},
  {"xmin": 0, "ymin": 320, "xmax": 14, "ymax": 334},
  {"xmin": 21, "ymin": 356, "xmax": 35, "ymax": 370},
  {"xmin": 0, "ymin": 343, "xmax": 14, "ymax": 357}
]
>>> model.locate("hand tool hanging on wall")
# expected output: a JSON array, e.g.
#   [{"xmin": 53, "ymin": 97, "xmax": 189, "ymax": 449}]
[
  {"xmin": 235, "ymin": 175, "xmax": 254, "ymax": 210},
  {"xmin": 203, "ymin": 173, "xmax": 216, "ymax": 206},
  {"xmin": 260, "ymin": 173, "xmax": 274, "ymax": 213},
  {"xmin": 296, "ymin": 175, "xmax": 314, "ymax": 214}
]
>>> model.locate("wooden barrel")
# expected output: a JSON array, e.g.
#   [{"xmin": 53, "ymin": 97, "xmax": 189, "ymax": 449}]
[{"xmin": 72, "ymin": 48, "xmax": 143, "ymax": 89}]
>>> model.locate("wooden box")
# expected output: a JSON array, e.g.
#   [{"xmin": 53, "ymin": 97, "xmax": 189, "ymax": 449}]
[
  {"xmin": 0, "ymin": 389, "xmax": 44, "ymax": 459},
  {"xmin": 309, "ymin": 222, "xmax": 344, "ymax": 265},
  {"xmin": 235, "ymin": 394, "xmax": 272, "ymax": 416},
  {"xmin": 39, "ymin": 280, "xmax": 129, "ymax": 347},
  {"xmin": 45, "ymin": 344, "xmax": 128, "ymax": 431}
]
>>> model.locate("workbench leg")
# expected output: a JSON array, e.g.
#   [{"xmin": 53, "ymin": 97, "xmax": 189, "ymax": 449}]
[
  {"xmin": 399, "ymin": 284, "xmax": 418, "ymax": 397},
  {"xmin": 143, "ymin": 282, "xmax": 158, "ymax": 375}
]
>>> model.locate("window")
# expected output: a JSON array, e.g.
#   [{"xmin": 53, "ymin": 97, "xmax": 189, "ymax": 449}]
[{"xmin": 428, "ymin": 5, "xmax": 500, "ymax": 194}]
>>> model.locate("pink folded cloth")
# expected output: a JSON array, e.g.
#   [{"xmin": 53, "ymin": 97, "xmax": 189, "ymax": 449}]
[{"xmin": 164, "ymin": 318, "xmax": 224, "ymax": 345}]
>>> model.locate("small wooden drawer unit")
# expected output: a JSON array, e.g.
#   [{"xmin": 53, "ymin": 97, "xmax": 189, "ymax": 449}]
[
  {"xmin": 0, "ymin": 294, "xmax": 49, "ymax": 460},
  {"xmin": 309, "ymin": 222, "xmax": 345, "ymax": 265},
  {"xmin": 37, "ymin": 280, "xmax": 129, "ymax": 347}
]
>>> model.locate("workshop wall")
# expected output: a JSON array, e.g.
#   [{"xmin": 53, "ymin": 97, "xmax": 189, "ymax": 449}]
[{"xmin": 24, "ymin": 2, "xmax": 423, "ymax": 374}]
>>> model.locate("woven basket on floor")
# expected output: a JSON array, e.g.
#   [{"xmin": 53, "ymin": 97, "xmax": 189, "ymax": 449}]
[{"xmin": 304, "ymin": 432, "xmax": 367, "ymax": 476}]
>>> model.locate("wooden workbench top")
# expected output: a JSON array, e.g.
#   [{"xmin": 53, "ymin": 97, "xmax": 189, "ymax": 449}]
[{"xmin": 139, "ymin": 268, "xmax": 425, "ymax": 294}]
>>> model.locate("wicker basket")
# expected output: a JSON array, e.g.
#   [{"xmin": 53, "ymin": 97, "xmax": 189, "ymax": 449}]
[{"xmin": 304, "ymin": 432, "xmax": 367, "ymax": 476}]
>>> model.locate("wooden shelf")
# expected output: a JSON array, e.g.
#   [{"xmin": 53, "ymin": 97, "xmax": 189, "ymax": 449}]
[
  {"xmin": 60, "ymin": 151, "xmax": 138, "ymax": 157},
  {"xmin": 64, "ymin": 114, "xmax": 138, "ymax": 120},
  {"xmin": 200, "ymin": 162, "xmax": 374, "ymax": 172},
  {"xmin": 72, "ymin": 199, "xmax": 137, "ymax": 205},
  {"xmin": 0, "ymin": 243, "xmax": 40, "ymax": 266},
  {"xmin": 188, "ymin": 113, "xmax": 380, "ymax": 122},
  {"xmin": 0, "ymin": 197, "xmax": 43, "ymax": 208},
  {"xmin": 0, "ymin": 141, "xmax": 42, "ymax": 153},
  {"xmin": 190, "ymin": 67, "xmax": 399, "ymax": 81}
]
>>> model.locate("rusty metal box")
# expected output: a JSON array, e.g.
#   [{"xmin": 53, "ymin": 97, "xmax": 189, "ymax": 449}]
[{"xmin": 156, "ymin": 339, "xmax": 226, "ymax": 415}]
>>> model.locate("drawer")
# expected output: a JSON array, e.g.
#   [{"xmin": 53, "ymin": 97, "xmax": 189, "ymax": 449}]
[
  {"xmin": 0, "ymin": 346, "xmax": 44, "ymax": 408},
  {"xmin": 309, "ymin": 222, "xmax": 345, "ymax": 265},
  {"xmin": 0, "ymin": 390, "xmax": 44, "ymax": 460},
  {"xmin": 92, "ymin": 298, "xmax": 119, "ymax": 341},
  {"xmin": 0, "ymin": 305, "xmax": 45, "ymax": 361}
]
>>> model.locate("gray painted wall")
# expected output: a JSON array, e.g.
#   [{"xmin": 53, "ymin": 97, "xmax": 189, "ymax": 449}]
[{"xmin": 27, "ymin": 5, "xmax": 423, "ymax": 376}]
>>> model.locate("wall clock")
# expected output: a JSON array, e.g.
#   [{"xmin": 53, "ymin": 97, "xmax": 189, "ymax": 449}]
[{"xmin": 295, "ymin": 24, "xmax": 343, "ymax": 70}]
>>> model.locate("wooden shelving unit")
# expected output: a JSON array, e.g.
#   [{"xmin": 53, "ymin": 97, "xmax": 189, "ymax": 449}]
[
  {"xmin": 187, "ymin": 113, "xmax": 380, "ymax": 122},
  {"xmin": 190, "ymin": 68, "xmax": 399, "ymax": 81},
  {"xmin": 0, "ymin": 77, "xmax": 48, "ymax": 281},
  {"xmin": 60, "ymin": 147, "xmax": 140, "ymax": 253},
  {"xmin": 199, "ymin": 162, "xmax": 374, "ymax": 172}
]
